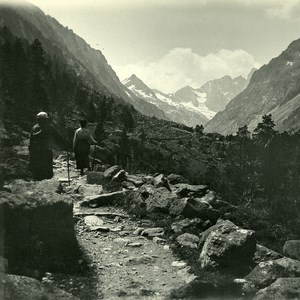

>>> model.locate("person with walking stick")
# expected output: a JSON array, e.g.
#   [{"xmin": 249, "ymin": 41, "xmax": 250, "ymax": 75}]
[
  {"xmin": 73, "ymin": 119, "xmax": 98, "ymax": 175},
  {"xmin": 29, "ymin": 112, "xmax": 66, "ymax": 180}
]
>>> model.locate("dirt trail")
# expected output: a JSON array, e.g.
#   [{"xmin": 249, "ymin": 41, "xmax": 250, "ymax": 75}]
[{"xmin": 53, "ymin": 159, "xmax": 195, "ymax": 299}]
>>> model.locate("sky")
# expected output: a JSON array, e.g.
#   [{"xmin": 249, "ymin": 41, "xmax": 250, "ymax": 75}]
[{"xmin": 17, "ymin": 0, "xmax": 300, "ymax": 92}]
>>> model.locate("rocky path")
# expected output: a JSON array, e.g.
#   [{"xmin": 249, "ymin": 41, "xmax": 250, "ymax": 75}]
[{"xmin": 53, "ymin": 159, "xmax": 195, "ymax": 299}]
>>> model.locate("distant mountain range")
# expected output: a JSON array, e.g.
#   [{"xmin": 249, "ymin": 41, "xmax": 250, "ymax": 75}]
[
  {"xmin": 0, "ymin": 2, "xmax": 165, "ymax": 120},
  {"xmin": 205, "ymin": 40, "xmax": 300, "ymax": 134},
  {"xmin": 123, "ymin": 72, "xmax": 253, "ymax": 127}
]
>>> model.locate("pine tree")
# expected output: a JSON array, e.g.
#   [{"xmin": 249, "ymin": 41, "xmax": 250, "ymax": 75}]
[{"xmin": 253, "ymin": 114, "xmax": 276, "ymax": 146}]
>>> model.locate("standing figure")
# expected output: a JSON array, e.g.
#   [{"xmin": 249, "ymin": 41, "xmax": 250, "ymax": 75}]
[
  {"xmin": 29, "ymin": 112, "xmax": 64, "ymax": 180},
  {"xmin": 73, "ymin": 119, "xmax": 98, "ymax": 175}
]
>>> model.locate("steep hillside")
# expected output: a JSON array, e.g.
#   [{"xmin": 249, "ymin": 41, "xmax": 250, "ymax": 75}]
[
  {"xmin": 205, "ymin": 39, "xmax": 300, "ymax": 134},
  {"xmin": 0, "ymin": 2, "xmax": 165, "ymax": 119}
]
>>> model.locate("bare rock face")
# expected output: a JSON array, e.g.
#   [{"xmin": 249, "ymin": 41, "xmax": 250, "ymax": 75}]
[
  {"xmin": 199, "ymin": 219, "xmax": 256, "ymax": 273},
  {"xmin": 283, "ymin": 240, "xmax": 300, "ymax": 260},
  {"xmin": 0, "ymin": 185, "xmax": 80, "ymax": 276},
  {"xmin": 0, "ymin": 273, "xmax": 78, "ymax": 300},
  {"xmin": 254, "ymin": 278, "xmax": 300, "ymax": 300},
  {"xmin": 245, "ymin": 257, "xmax": 300, "ymax": 289}
]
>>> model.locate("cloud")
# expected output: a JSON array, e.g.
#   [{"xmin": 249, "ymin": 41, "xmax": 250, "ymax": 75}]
[
  {"xmin": 114, "ymin": 48, "xmax": 260, "ymax": 93},
  {"xmin": 235, "ymin": 0, "xmax": 300, "ymax": 20}
]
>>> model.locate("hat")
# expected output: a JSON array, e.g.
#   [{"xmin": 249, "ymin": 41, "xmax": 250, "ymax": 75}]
[{"xmin": 36, "ymin": 112, "xmax": 49, "ymax": 119}]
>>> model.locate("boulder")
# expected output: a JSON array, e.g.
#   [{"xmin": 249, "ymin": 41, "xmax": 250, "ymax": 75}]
[
  {"xmin": 153, "ymin": 174, "xmax": 171, "ymax": 191},
  {"xmin": 145, "ymin": 187, "xmax": 178, "ymax": 213},
  {"xmin": 169, "ymin": 197, "xmax": 220, "ymax": 221},
  {"xmin": 103, "ymin": 165, "xmax": 121, "ymax": 179},
  {"xmin": 84, "ymin": 216, "xmax": 105, "ymax": 231},
  {"xmin": 167, "ymin": 173, "xmax": 188, "ymax": 185},
  {"xmin": 245, "ymin": 257, "xmax": 300, "ymax": 289},
  {"xmin": 283, "ymin": 240, "xmax": 300, "ymax": 260},
  {"xmin": 253, "ymin": 244, "xmax": 283, "ymax": 264},
  {"xmin": 254, "ymin": 278, "xmax": 300, "ymax": 300},
  {"xmin": 112, "ymin": 170, "xmax": 126, "ymax": 182},
  {"xmin": 141, "ymin": 227, "xmax": 165, "ymax": 238},
  {"xmin": 81, "ymin": 191, "xmax": 129, "ymax": 207},
  {"xmin": 121, "ymin": 181, "xmax": 137, "ymax": 190},
  {"xmin": 142, "ymin": 175, "xmax": 154, "ymax": 185},
  {"xmin": 122, "ymin": 191, "xmax": 147, "ymax": 217},
  {"xmin": 139, "ymin": 184, "xmax": 155, "ymax": 199},
  {"xmin": 86, "ymin": 171, "xmax": 105, "ymax": 184},
  {"xmin": 8, "ymin": 178, "xmax": 64, "ymax": 194},
  {"xmin": 76, "ymin": 184, "xmax": 103, "ymax": 197},
  {"xmin": 171, "ymin": 218, "xmax": 203, "ymax": 234},
  {"xmin": 176, "ymin": 233, "xmax": 200, "ymax": 249},
  {"xmin": 198, "ymin": 191, "xmax": 217, "ymax": 205},
  {"xmin": 126, "ymin": 174, "xmax": 144, "ymax": 187},
  {"xmin": 0, "ymin": 273, "xmax": 78, "ymax": 300},
  {"xmin": 0, "ymin": 190, "xmax": 79, "ymax": 276},
  {"xmin": 175, "ymin": 184, "xmax": 208, "ymax": 197},
  {"xmin": 199, "ymin": 219, "xmax": 256, "ymax": 273}
]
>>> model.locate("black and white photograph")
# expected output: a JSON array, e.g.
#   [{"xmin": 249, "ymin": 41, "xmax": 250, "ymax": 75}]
[{"xmin": 0, "ymin": 0, "xmax": 300, "ymax": 299}]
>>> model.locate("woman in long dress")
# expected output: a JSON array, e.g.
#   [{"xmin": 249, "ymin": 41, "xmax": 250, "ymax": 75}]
[{"xmin": 73, "ymin": 119, "xmax": 97, "ymax": 175}]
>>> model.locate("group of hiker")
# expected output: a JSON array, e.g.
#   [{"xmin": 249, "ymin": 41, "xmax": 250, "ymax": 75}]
[{"xmin": 29, "ymin": 112, "xmax": 98, "ymax": 180}]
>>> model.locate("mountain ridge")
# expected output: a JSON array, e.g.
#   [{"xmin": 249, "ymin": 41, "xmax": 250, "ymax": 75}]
[
  {"xmin": 205, "ymin": 40, "xmax": 300, "ymax": 134},
  {"xmin": 123, "ymin": 73, "xmax": 251, "ymax": 127},
  {"xmin": 0, "ymin": 2, "xmax": 166, "ymax": 119}
]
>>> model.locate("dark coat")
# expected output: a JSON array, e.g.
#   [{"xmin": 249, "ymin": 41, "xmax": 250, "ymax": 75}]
[{"xmin": 29, "ymin": 123, "xmax": 64, "ymax": 180}]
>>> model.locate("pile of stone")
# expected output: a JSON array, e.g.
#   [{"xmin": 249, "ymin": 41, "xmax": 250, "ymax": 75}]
[{"xmin": 82, "ymin": 165, "xmax": 300, "ymax": 299}]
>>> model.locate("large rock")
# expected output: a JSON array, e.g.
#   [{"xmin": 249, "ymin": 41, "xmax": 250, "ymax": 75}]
[
  {"xmin": 86, "ymin": 171, "xmax": 105, "ymax": 184},
  {"xmin": 171, "ymin": 218, "xmax": 203, "ymax": 234},
  {"xmin": 125, "ymin": 174, "xmax": 144, "ymax": 187},
  {"xmin": 8, "ymin": 178, "xmax": 64, "ymax": 194},
  {"xmin": 76, "ymin": 184, "xmax": 103, "ymax": 197},
  {"xmin": 153, "ymin": 174, "xmax": 171, "ymax": 191},
  {"xmin": 176, "ymin": 233, "xmax": 200, "ymax": 249},
  {"xmin": 254, "ymin": 278, "xmax": 300, "ymax": 300},
  {"xmin": 283, "ymin": 240, "xmax": 300, "ymax": 260},
  {"xmin": 167, "ymin": 173, "xmax": 188, "ymax": 185},
  {"xmin": 245, "ymin": 257, "xmax": 300, "ymax": 289},
  {"xmin": 175, "ymin": 184, "xmax": 208, "ymax": 197},
  {"xmin": 103, "ymin": 165, "xmax": 121, "ymax": 179},
  {"xmin": 199, "ymin": 219, "xmax": 256, "ymax": 273},
  {"xmin": 145, "ymin": 187, "xmax": 178, "ymax": 213},
  {"xmin": 81, "ymin": 191, "xmax": 129, "ymax": 207},
  {"xmin": 0, "ymin": 273, "xmax": 78, "ymax": 300},
  {"xmin": 0, "ymin": 189, "xmax": 79, "ymax": 276},
  {"xmin": 253, "ymin": 244, "xmax": 283, "ymax": 264},
  {"xmin": 169, "ymin": 197, "xmax": 220, "ymax": 221},
  {"xmin": 197, "ymin": 191, "xmax": 218, "ymax": 205}
]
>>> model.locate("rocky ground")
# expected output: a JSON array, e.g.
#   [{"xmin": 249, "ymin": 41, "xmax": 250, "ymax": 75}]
[
  {"xmin": 39, "ymin": 158, "xmax": 196, "ymax": 300},
  {"xmin": 1, "ymin": 154, "xmax": 300, "ymax": 300}
]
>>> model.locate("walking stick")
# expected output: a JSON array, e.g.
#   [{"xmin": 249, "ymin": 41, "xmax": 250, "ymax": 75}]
[
  {"xmin": 91, "ymin": 145, "xmax": 96, "ymax": 171},
  {"xmin": 67, "ymin": 149, "xmax": 70, "ymax": 185}
]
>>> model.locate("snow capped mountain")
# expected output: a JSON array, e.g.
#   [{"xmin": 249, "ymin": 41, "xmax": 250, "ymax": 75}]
[
  {"xmin": 123, "ymin": 77, "xmax": 209, "ymax": 127},
  {"xmin": 123, "ymin": 73, "xmax": 250, "ymax": 127}
]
